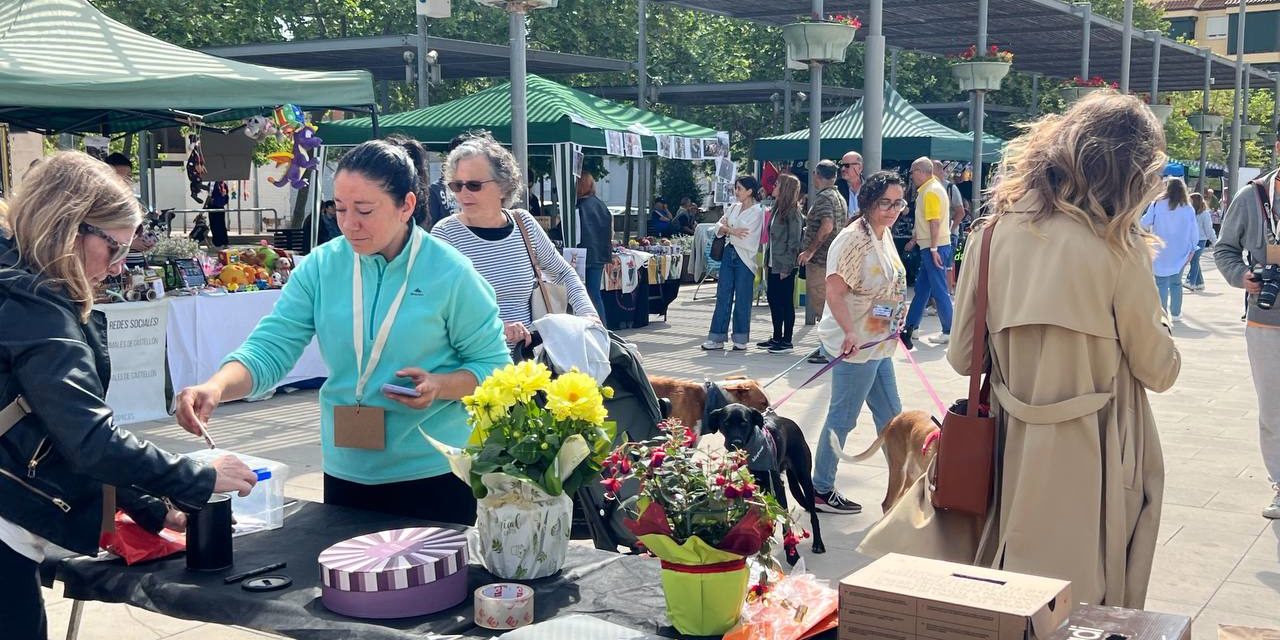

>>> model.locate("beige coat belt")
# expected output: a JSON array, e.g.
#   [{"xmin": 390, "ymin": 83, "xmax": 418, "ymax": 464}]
[{"xmin": 991, "ymin": 381, "xmax": 1113, "ymax": 426}]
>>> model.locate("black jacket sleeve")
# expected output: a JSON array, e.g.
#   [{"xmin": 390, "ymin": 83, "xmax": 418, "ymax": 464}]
[{"xmin": 116, "ymin": 487, "xmax": 169, "ymax": 533}]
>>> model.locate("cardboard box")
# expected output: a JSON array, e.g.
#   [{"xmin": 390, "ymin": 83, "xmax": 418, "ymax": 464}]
[
  {"xmin": 839, "ymin": 554, "xmax": 1072, "ymax": 640},
  {"xmin": 1046, "ymin": 604, "xmax": 1191, "ymax": 640}
]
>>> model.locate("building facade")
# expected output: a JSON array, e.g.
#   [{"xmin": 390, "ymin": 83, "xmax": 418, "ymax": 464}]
[{"xmin": 1158, "ymin": 0, "xmax": 1280, "ymax": 69}]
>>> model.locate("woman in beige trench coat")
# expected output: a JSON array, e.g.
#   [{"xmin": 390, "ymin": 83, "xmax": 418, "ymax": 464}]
[{"xmin": 862, "ymin": 92, "xmax": 1180, "ymax": 608}]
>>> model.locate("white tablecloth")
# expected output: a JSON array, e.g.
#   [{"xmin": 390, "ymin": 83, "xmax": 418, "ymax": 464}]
[{"xmin": 102, "ymin": 290, "xmax": 328, "ymax": 425}]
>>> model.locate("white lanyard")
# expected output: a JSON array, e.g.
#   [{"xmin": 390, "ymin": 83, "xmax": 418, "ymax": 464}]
[
  {"xmin": 1267, "ymin": 177, "xmax": 1280, "ymax": 243},
  {"xmin": 351, "ymin": 228, "xmax": 422, "ymax": 403}
]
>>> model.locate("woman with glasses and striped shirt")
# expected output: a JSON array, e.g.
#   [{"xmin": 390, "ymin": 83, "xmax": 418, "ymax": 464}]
[{"xmin": 431, "ymin": 133, "xmax": 598, "ymax": 347}]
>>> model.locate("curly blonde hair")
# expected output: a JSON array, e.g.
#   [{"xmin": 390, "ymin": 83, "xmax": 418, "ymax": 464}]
[
  {"xmin": 984, "ymin": 91, "xmax": 1165, "ymax": 254},
  {"xmin": 7, "ymin": 152, "xmax": 143, "ymax": 320}
]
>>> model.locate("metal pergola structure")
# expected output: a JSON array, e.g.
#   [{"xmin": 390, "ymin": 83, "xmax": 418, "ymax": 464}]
[
  {"xmin": 581, "ymin": 79, "xmax": 861, "ymax": 129},
  {"xmin": 203, "ymin": 34, "xmax": 634, "ymax": 84},
  {"xmin": 656, "ymin": 0, "xmax": 1280, "ymax": 210}
]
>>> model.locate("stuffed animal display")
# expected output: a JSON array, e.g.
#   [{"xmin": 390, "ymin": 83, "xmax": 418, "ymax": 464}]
[{"xmin": 185, "ymin": 135, "xmax": 207, "ymax": 203}]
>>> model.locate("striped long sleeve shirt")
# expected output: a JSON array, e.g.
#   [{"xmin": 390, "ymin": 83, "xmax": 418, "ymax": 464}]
[{"xmin": 431, "ymin": 209, "xmax": 596, "ymax": 328}]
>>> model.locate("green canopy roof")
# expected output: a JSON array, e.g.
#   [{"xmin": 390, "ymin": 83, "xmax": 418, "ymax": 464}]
[
  {"xmin": 754, "ymin": 87, "xmax": 1004, "ymax": 163},
  {"xmin": 0, "ymin": 0, "xmax": 375, "ymax": 134},
  {"xmin": 318, "ymin": 74, "xmax": 718, "ymax": 150}
]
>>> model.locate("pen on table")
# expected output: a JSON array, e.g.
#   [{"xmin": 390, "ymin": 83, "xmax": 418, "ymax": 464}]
[{"xmin": 224, "ymin": 562, "xmax": 287, "ymax": 584}]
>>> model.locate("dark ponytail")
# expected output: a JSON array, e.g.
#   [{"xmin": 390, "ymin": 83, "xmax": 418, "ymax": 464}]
[
  {"xmin": 336, "ymin": 136, "xmax": 430, "ymax": 224},
  {"xmin": 735, "ymin": 175, "xmax": 764, "ymax": 203}
]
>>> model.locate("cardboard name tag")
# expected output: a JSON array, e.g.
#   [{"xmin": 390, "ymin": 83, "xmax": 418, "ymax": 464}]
[{"xmin": 333, "ymin": 405, "xmax": 386, "ymax": 450}]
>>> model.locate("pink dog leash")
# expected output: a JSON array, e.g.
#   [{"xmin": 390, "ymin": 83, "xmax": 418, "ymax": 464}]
[
  {"xmin": 896, "ymin": 336, "xmax": 949, "ymax": 456},
  {"xmin": 767, "ymin": 334, "xmax": 900, "ymax": 412}
]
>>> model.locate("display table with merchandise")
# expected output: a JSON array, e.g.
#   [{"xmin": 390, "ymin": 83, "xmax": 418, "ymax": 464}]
[
  {"xmin": 101, "ymin": 289, "xmax": 327, "ymax": 425},
  {"xmin": 42, "ymin": 500, "xmax": 695, "ymax": 640}
]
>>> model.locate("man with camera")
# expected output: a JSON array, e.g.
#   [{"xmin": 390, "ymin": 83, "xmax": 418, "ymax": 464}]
[{"xmin": 1215, "ymin": 162, "xmax": 1280, "ymax": 518}]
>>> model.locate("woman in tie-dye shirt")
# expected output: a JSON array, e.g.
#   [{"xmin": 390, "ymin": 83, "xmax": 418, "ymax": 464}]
[{"xmin": 810, "ymin": 171, "xmax": 909, "ymax": 515}]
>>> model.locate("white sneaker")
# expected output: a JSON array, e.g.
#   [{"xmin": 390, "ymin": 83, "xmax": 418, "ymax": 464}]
[
  {"xmin": 925, "ymin": 306, "xmax": 938, "ymax": 316},
  {"xmin": 1171, "ymin": 315, "xmax": 1183, "ymax": 324},
  {"xmin": 700, "ymin": 340, "xmax": 724, "ymax": 351},
  {"xmin": 732, "ymin": 342, "xmax": 748, "ymax": 351},
  {"xmin": 925, "ymin": 333, "xmax": 950, "ymax": 346},
  {"xmin": 1264, "ymin": 493, "xmax": 1280, "ymax": 519}
]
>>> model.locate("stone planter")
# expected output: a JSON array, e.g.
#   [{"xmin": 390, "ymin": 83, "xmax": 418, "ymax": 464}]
[
  {"xmin": 1260, "ymin": 131, "xmax": 1276, "ymax": 146},
  {"xmin": 1147, "ymin": 104, "xmax": 1174, "ymax": 125},
  {"xmin": 474, "ymin": 0, "xmax": 557, "ymax": 7},
  {"xmin": 951, "ymin": 61, "xmax": 1012, "ymax": 92},
  {"xmin": 1188, "ymin": 113, "xmax": 1224, "ymax": 134},
  {"xmin": 1060, "ymin": 86, "xmax": 1102, "ymax": 103},
  {"xmin": 1241, "ymin": 124, "xmax": 1261, "ymax": 140},
  {"xmin": 782, "ymin": 22, "xmax": 857, "ymax": 64}
]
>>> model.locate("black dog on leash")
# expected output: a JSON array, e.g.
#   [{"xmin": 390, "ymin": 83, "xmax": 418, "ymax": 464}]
[{"xmin": 706, "ymin": 403, "xmax": 825, "ymax": 565}]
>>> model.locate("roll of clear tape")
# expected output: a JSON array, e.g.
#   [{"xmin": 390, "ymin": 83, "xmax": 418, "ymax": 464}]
[{"xmin": 474, "ymin": 582, "xmax": 535, "ymax": 630}]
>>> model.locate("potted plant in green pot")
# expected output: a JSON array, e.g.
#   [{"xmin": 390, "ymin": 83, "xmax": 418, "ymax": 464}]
[
  {"xmin": 1260, "ymin": 129, "xmax": 1277, "ymax": 146},
  {"xmin": 426, "ymin": 361, "xmax": 615, "ymax": 580},
  {"xmin": 1241, "ymin": 122, "xmax": 1261, "ymax": 140},
  {"xmin": 1188, "ymin": 110, "xmax": 1224, "ymax": 134},
  {"xmin": 950, "ymin": 44, "xmax": 1014, "ymax": 92},
  {"xmin": 781, "ymin": 14, "xmax": 860, "ymax": 64},
  {"xmin": 602, "ymin": 420, "xmax": 797, "ymax": 637},
  {"xmin": 1061, "ymin": 76, "xmax": 1117, "ymax": 103}
]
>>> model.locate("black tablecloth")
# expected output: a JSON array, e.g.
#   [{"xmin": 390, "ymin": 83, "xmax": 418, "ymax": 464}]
[
  {"xmin": 46, "ymin": 501, "xmax": 674, "ymax": 640},
  {"xmin": 649, "ymin": 280, "xmax": 681, "ymax": 317},
  {"xmin": 602, "ymin": 282, "xmax": 650, "ymax": 330}
]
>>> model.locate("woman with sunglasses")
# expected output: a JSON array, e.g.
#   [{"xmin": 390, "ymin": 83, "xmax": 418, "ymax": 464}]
[
  {"xmin": 0, "ymin": 152, "xmax": 257, "ymax": 638},
  {"xmin": 175, "ymin": 138, "xmax": 510, "ymax": 526},
  {"xmin": 431, "ymin": 133, "xmax": 597, "ymax": 347},
  {"xmin": 810, "ymin": 171, "xmax": 908, "ymax": 516}
]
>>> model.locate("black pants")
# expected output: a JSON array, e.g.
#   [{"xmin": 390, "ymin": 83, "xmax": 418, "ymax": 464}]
[
  {"xmin": 0, "ymin": 541, "xmax": 47, "ymax": 639},
  {"xmin": 209, "ymin": 210, "xmax": 229, "ymax": 247},
  {"xmin": 766, "ymin": 269, "xmax": 797, "ymax": 343},
  {"xmin": 324, "ymin": 473, "xmax": 478, "ymax": 526}
]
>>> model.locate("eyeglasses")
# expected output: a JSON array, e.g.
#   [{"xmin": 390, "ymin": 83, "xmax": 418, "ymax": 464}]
[
  {"xmin": 446, "ymin": 179, "xmax": 496, "ymax": 193},
  {"xmin": 839, "ymin": 162, "xmax": 863, "ymax": 169},
  {"xmin": 874, "ymin": 198, "xmax": 909, "ymax": 212},
  {"xmin": 78, "ymin": 222, "xmax": 135, "ymax": 264}
]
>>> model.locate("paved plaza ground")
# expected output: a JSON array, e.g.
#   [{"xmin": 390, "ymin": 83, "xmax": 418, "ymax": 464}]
[{"xmin": 47, "ymin": 254, "xmax": 1280, "ymax": 639}]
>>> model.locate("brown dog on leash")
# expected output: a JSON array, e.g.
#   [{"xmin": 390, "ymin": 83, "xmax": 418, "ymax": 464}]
[
  {"xmin": 648, "ymin": 376, "xmax": 770, "ymax": 431},
  {"xmin": 831, "ymin": 410, "xmax": 939, "ymax": 514}
]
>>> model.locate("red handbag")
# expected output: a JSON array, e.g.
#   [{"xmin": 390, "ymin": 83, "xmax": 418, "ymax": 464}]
[{"xmin": 930, "ymin": 218, "xmax": 998, "ymax": 517}]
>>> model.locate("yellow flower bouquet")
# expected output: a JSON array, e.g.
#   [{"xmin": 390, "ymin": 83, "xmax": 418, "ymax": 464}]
[{"xmin": 425, "ymin": 361, "xmax": 615, "ymax": 579}]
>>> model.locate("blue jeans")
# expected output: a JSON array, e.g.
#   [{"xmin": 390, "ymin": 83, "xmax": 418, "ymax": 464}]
[
  {"xmin": 584, "ymin": 265, "xmax": 606, "ymax": 317},
  {"xmin": 1186, "ymin": 241, "xmax": 1208, "ymax": 287},
  {"xmin": 812, "ymin": 354, "xmax": 903, "ymax": 494},
  {"xmin": 708, "ymin": 247, "xmax": 755, "ymax": 344},
  {"xmin": 904, "ymin": 245, "xmax": 954, "ymax": 333},
  {"xmin": 1155, "ymin": 270, "xmax": 1184, "ymax": 316}
]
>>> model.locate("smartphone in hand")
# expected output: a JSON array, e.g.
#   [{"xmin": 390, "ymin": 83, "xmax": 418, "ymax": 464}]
[{"xmin": 381, "ymin": 383, "xmax": 422, "ymax": 398}]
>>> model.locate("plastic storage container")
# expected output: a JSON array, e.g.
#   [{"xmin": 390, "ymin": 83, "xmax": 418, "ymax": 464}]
[{"xmin": 185, "ymin": 449, "xmax": 289, "ymax": 536}]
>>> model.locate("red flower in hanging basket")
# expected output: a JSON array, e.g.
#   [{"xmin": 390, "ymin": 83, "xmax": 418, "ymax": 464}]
[
  {"xmin": 953, "ymin": 43, "xmax": 1013, "ymax": 63},
  {"xmin": 827, "ymin": 14, "xmax": 862, "ymax": 29}
]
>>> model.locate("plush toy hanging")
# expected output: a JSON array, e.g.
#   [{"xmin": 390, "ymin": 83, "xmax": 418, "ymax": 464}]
[
  {"xmin": 242, "ymin": 115, "xmax": 277, "ymax": 141},
  {"xmin": 185, "ymin": 134, "xmax": 207, "ymax": 203},
  {"xmin": 266, "ymin": 104, "xmax": 324, "ymax": 190}
]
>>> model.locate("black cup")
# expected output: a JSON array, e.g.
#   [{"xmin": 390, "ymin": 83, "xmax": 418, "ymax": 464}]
[{"xmin": 186, "ymin": 493, "xmax": 233, "ymax": 572}]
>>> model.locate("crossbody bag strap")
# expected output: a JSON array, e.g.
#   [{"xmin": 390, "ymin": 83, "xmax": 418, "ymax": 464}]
[
  {"xmin": 0, "ymin": 395, "xmax": 31, "ymax": 439},
  {"xmin": 512, "ymin": 210, "xmax": 553, "ymax": 313},
  {"xmin": 967, "ymin": 217, "xmax": 999, "ymax": 417}
]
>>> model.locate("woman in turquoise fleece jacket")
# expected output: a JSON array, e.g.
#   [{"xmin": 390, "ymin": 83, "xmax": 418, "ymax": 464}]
[{"xmin": 174, "ymin": 139, "xmax": 510, "ymax": 525}]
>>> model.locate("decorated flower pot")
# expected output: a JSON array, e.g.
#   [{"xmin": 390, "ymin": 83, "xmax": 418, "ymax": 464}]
[
  {"xmin": 782, "ymin": 22, "xmax": 857, "ymax": 64},
  {"xmin": 951, "ymin": 61, "xmax": 1011, "ymax": 92},
  {"xmin": 1147, "ymin": 104, "xmax": 1174, "ymax": 125},
  {"xmin": 474, "ymin": 0, "xmax": 557, "ymax": 7},
  {"xmin": 1241, "ymin": 124, "xmax": 1261, "ymax": 140},
  {"xmin": 474, "ymin": 474, "xmax": 572, "ymax": 580},
  {"xmin": 641, "ymin": 534, "xmax": 749, "ymax": 636},
  {"xmin": 1060, "ymin": 86, "xmax": 1101, "ymax": 103},
  {"xmin": 1188, "ymin": 113, "xmax": 1224, "ymax": 134}
]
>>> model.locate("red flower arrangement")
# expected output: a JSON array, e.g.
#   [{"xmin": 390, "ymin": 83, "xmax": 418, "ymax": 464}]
[
  {"xmin": 827, "ymin": 14, "xmax": 862, "ymax": 29},
  {"xmin": 1072, "ymin": 75, "xmax": 1119, "ymax": 90},
  {"xmin": 954, "ymin": 43, "xmax": 1014, "ymax": 64}
]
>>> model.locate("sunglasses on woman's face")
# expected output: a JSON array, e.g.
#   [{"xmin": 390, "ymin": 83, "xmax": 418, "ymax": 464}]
[
  {"xmin": 78, "ymin": 222, "xmax": 136, "ymax": 264},
  {"xmin": 446, "ymin": 179, "xmax": 496, "ymax": 193}
]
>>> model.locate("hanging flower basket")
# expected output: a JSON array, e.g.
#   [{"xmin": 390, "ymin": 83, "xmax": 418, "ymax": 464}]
[
  {"xmin": 1241, "ymin": 124, "xmax": 1261, "ymax": 140},
  {"xmin": 1260, "ymin": 130, "xmax": 1277, "ymax": 146},
  {"xmin": 1060, "ymin": 87, "xmax": 1102, "ymax": 103},
  {"xmin": 473, "ymin": 0, "xmax": 558, "ymax": 8},
  {"xmin": 951, "ymin": 62, "xmax": 1012, "ymax": 92},
  {"xmin": 1188, "ymin": 113, "xmax": 1224, "ymax": 134},
  {"xmin": 782, "ymin": 22, "xmax": 858, "ymax": 64},
  {"xmin": 1147, "ymin": 104, "xmax": 1174, "ymax": 125}
]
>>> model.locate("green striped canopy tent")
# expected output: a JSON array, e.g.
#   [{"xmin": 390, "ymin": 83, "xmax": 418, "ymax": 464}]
[
  {"xmin": 0, "ymin": 0, "xmax": 375, "ymax": 134},
  {"xmin": 319, "ymin": 74, "xmax": 719, "ymax": 246},
  {"xmin": 754, "ymin": 87, "xmax": 1004, "ymax": 163}
]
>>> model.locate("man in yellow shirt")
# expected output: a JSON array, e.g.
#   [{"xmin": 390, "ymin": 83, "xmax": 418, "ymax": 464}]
[{"xmin": 902, "ymin": 157, "xmax": 953, "ymax": 349}]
